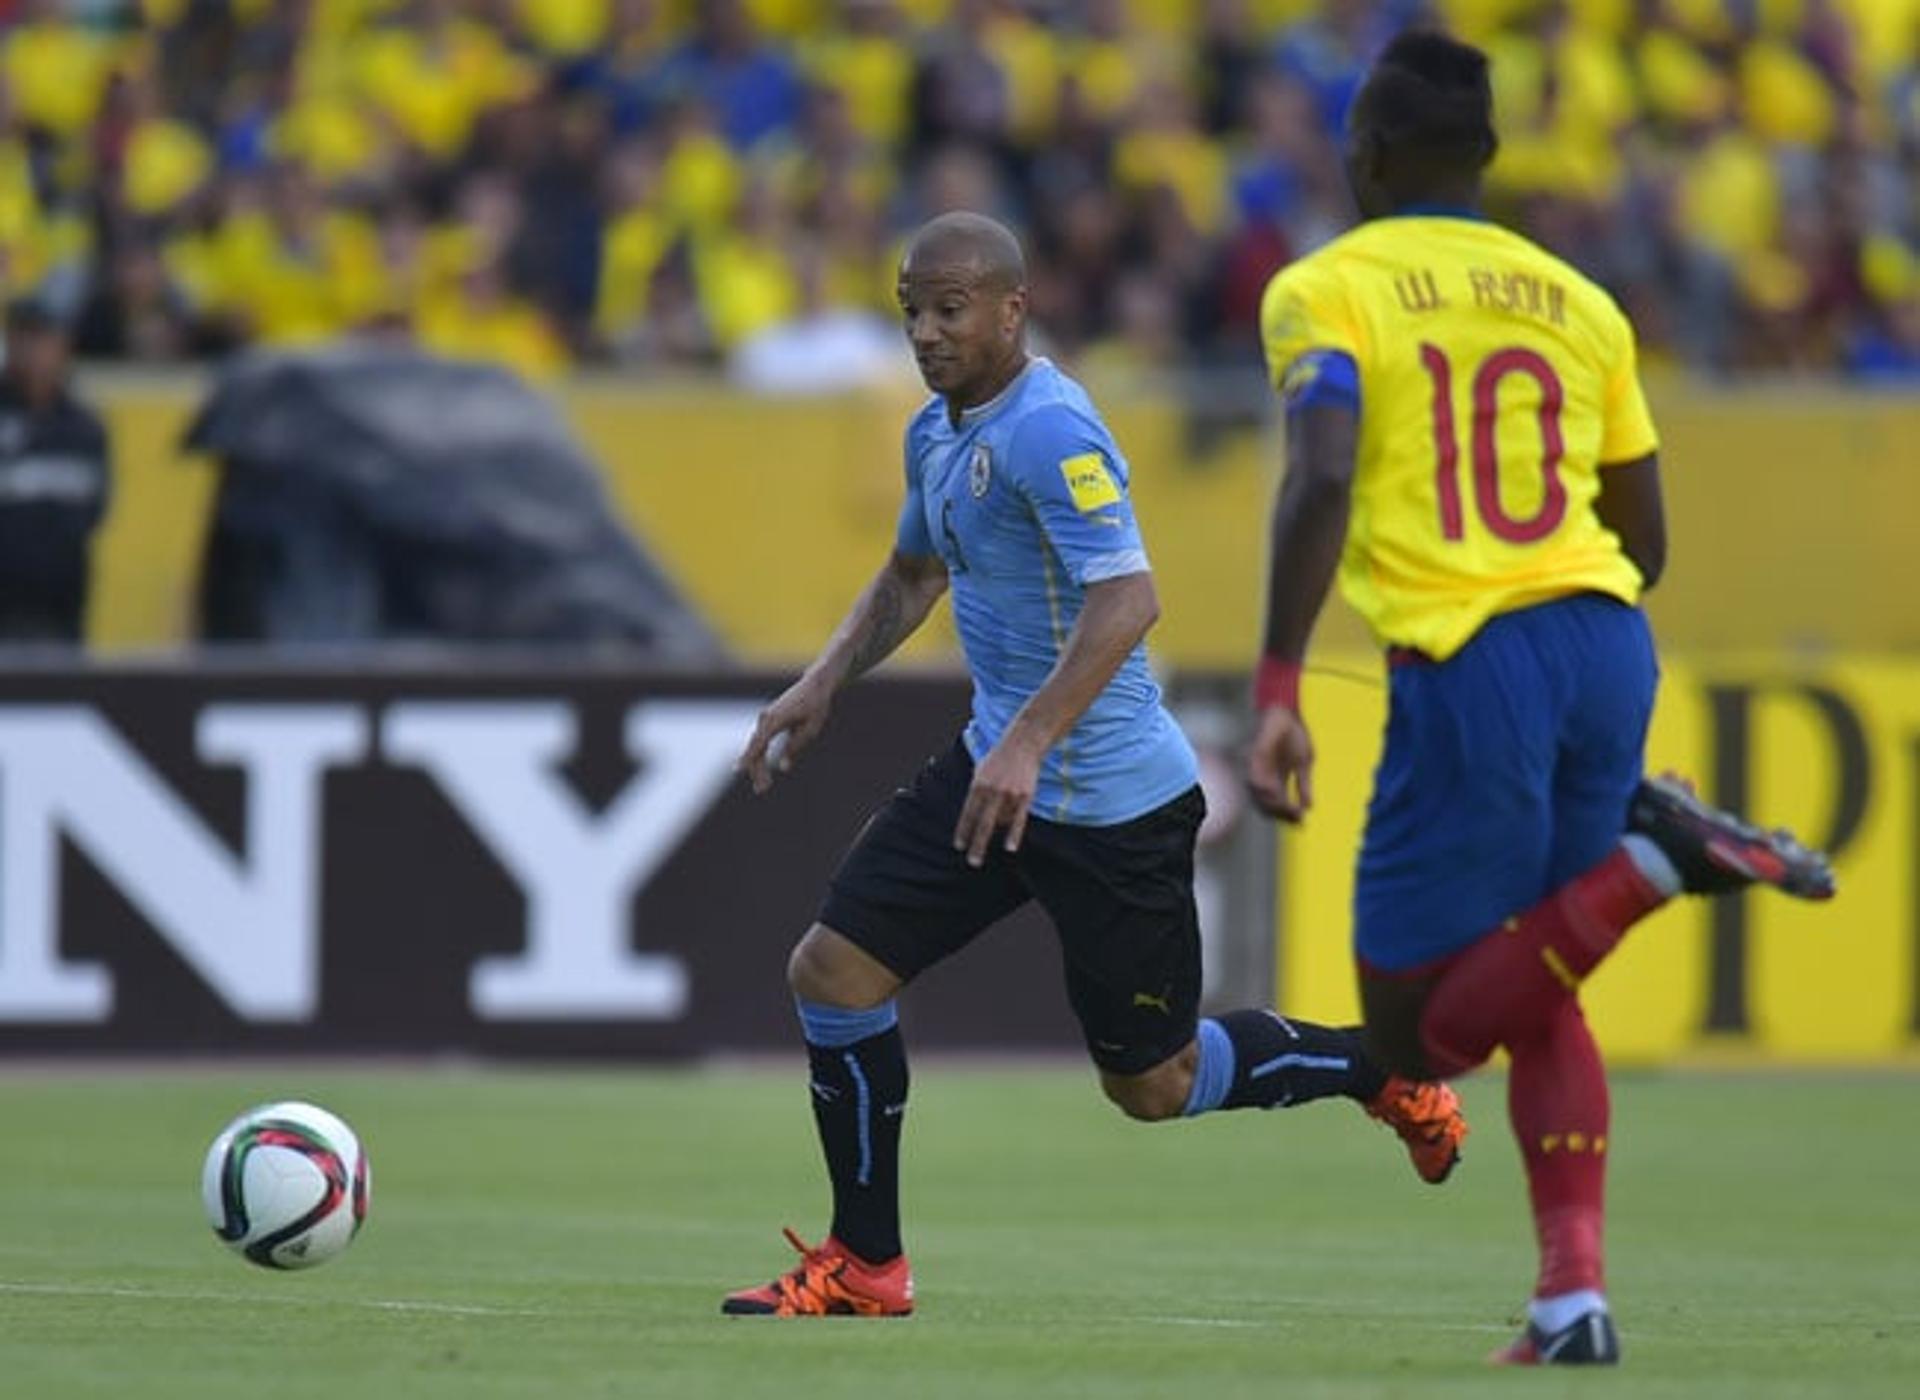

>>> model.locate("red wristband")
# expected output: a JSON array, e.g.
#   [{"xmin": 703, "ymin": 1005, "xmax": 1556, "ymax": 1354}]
[{"xmin": 1254, "ymin": 656, "xmax": 1302, "ymax": 712}]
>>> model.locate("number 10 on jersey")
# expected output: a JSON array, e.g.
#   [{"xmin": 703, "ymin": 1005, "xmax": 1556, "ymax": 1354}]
[{"xmin": 1419, "ymin": 343, "xmax": 1568, "ymax": 544}]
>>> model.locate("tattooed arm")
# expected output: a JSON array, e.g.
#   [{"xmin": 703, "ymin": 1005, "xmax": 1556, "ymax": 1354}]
[
  {"xmin": 814, "ymin": 549, "xmax": 951, "ymax": 690},
  {"xmin": 738, "ymin": 550, "xmax": 949, "ymax": 792}
]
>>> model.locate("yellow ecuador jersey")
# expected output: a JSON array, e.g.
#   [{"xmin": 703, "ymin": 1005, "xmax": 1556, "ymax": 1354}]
[{"xmin": 1259, "ymin": 213, "xmax": 1658, "ymax": 661}]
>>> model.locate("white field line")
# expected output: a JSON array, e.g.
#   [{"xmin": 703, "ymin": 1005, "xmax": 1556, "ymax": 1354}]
[
  {"xmin": 0, "ymin": 1282, "xmax": 1541, "ymax": 1335},
  {"xmin": 0, "ymin": 1280, "xmax": 564, "ymax": 1318},
  {"xmin": 1121, "ymin": 1313, "xmax": 1510, "ymax": 1335},
  {"xmin": 1124, "ymin": 1315, "xmax": 1265, "ymax": 1329}
]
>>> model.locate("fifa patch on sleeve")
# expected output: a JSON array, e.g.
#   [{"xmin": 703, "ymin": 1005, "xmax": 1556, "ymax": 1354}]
[{"xmin": 1060, "ymin": 453, "xmax": 1122, "ymax": 513}]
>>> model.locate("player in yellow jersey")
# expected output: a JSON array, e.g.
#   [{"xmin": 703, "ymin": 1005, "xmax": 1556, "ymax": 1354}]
[{"xmin": 1245, "ymin": 32, "xmax": 1835, "ymax": 1366}]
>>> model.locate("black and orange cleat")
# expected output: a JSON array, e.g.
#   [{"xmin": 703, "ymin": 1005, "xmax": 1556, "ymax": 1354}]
[
  {"xmin": 1364, "ymin": 1076, "xmax": 1468, "ymax": 1184},
  {"xmin": 721, "ymin": 1228, "xmax": 914, "ymax": 1317},
  {"xmin": 1628, "ymin": 776, "xmax": 1836, "ymax": 901},
  {"xmin": 1490, "ymin": 1308, "xmax": 1620, "ymax": 1366}
]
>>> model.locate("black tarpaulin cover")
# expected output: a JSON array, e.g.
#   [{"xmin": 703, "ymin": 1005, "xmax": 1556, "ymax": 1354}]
[{"xmin": 184, "ymin": 346, "xmax": 726, "ymax": 659}]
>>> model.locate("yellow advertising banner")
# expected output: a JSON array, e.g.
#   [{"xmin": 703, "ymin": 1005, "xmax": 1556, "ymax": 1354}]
[
  {"xmin": 77, "ymin": 375, "xmax": 1920, "ymax": 661},
  {"xmin": 1277, "ymin": 654, "xmax": 1920, "ymax": 1063}
]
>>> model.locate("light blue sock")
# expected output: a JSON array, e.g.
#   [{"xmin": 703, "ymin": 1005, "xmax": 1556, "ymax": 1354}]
[
  {"xmin": 795, "ymin": 997, "xmax": 898, "ymax": 1048},
  {"xmin": 1621, "ymin": 833, "xmax": 1681, "ymax": 898},
  {"xmin": 1181, "ymin": 1018, "xmax": 1235, "ymax": 1116}
]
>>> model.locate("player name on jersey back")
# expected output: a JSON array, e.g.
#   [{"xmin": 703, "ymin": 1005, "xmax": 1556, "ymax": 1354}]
[{"xmin": 1392, "ymin": 264, "xmax": 1571, "ymax": 331}]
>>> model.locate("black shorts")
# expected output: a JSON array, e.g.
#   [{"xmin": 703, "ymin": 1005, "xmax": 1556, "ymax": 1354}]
[{"xmin": 819, "ymin": 739, "xmax": 1206, "ymax": 1075}]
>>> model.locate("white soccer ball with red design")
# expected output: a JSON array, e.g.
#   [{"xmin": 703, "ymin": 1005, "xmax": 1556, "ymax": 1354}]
[{"xmin": 201, "ymin": 1101, "xmax": 371, "ymax": 1270}]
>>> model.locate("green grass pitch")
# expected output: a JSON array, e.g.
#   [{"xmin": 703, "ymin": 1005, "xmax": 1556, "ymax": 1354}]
[{"xmin": 1, "ymin": 1065, "xmax": 1914, "ymax": 1398}]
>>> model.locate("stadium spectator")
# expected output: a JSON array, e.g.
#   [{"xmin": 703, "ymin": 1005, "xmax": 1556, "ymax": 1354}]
[
  {"xmin": 353, "ymin": 0, "xmax": 535, "ymax": 163},
  {"xmin": 1230, "ymin": 71, "xmax": 1349, "ymax": 258},
  {"xmin": 727, "ymin": 236, "xmax": 905, "ymax": 394},
  {"xmin": 490, "ymin": 82, "xmax": 607, "ymax": 341},
  {"xmin": 799, "ymin": 0, "xmax": 914, "ymax": 149},
  {"xmin": 594, "ymin": 135, "xmax": 672, "ymax": 354},
  {"xmin": 2, "ymin": 0, "xmax": 111, "ymax": 144},
  {"xmin": 0, "ymin": 297, "xmax": 109, "ymax": 643},
  {"xmin": 1192, "ymin": 0, "xmax": 1267, "ymax": 136},
  {"xmin": 73, "ymin": 234, "xmax": 198, "ymax": 359},
  {"xmin": 1028, "ymin": 183, "xmax": 1126, "ymax": 354},
  {"xmin": 585, "ymin": 0, "xmax": 676, "ymax": 140},
  {"xmin": 692, "ymin": 170, "xmax": 799, "ymax": 350},
  {"xmin": 1077, "ymin": 266, "xmax": 1184, "ymax": 379},
  {"xmin": 1847, "ymin": 261, "xmax": 1920, "ymax": 381},
  {"xmin": 651, "ymin": 0, "xmax": 801, "ymax": 152},
  {"xmin": 909, "ymin": 1, "xmax": 1011, "ymax": 161},
  {"xmin": 1273, "ymin": 0, "xmax": 1391, "ymax": 137},
  {"xmin": 1113, "ymin": 76, "xmax": 1229, "ymax": 239}
]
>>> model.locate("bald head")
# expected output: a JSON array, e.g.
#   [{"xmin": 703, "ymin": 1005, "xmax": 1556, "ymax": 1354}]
[
  {"xmin": 901, "ymin": 211, "xmax": 1027, "ymax": 293},
  {"xmin": 898, "ymin": 211, "xmax": 1033, "ymax": 411}
]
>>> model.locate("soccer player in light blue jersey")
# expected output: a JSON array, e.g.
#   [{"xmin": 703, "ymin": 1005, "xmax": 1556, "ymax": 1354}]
[{"xmin": 722, "ymin": 213, "xmax": 1468, "ymax": 1318}]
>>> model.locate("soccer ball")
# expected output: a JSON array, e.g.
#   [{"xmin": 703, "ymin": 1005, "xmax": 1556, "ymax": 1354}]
[{"xmin": 201, "ymin": 1101, "xmax": 371, "ymax": 1270}]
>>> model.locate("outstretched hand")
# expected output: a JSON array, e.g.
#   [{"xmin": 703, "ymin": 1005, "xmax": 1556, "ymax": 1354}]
[
  {"xmin": 1246, "ymin": 704, "xmax": 1314, "ymax": 824},
  {"xmin": 737, "ymin": 675, "xmax": 834, "ymax": 794}
]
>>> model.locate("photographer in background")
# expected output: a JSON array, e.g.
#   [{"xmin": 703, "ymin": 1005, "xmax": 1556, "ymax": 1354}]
[{"xmin": 0, "ymin": 299, "xmax": 111, "ymax": 644}]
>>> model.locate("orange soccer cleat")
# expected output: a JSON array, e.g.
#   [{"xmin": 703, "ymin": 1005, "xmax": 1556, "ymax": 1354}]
[
  {"xmin": 721, "ymin": 1228, "xmax": 914, "ymax": 1317},
  {"xmin": 1364, "ymin": 1075, "xmax": 1469, "ymax": 1184}
]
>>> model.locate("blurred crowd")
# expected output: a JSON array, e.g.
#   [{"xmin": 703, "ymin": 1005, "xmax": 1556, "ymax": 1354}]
[{"xmin": 0, "ymin": 0, "xmax": 1917, "ymax": 385}]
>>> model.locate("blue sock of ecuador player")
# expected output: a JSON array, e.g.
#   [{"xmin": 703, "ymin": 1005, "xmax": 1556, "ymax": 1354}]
[
  {"xmin": 796, "ymin": 999, "xmax": 909, "ymax": 1265},
  {"xmin": 1181, "ymin": 1010, "xmax": 1387, "ymax": 1116}
]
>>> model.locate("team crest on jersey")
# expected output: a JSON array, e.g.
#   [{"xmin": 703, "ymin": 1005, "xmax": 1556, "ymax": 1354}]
[{"xmin": 968, "ymin": 443, "xmax": 992, "ymax": 498}]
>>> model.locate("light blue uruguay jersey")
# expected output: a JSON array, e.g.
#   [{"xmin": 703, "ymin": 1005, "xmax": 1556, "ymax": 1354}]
[{"xmin": 896, "ymin": 358, "xmax": 1197, "ymax": 826}]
